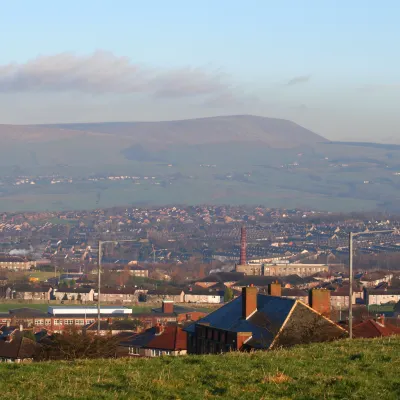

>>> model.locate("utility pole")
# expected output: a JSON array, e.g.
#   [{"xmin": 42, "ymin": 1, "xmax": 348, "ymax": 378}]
[
  {"xmin": 348, "ymin": 232, "xmax": 353, "ymax": 339},
  {"xmin": 97, "ymin": 241, "xmax": 102, "ymax": 335}
]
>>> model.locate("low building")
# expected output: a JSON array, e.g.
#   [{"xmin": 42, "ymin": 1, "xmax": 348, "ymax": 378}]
[
  {"xmin": 53, "ymin": 288, "xmax": 94, "ymax": 302},
  {"xmin": 184, "ymin": 288, "xmax": 224, "ymax": 304},
  {"xmin": 0, "ymin": 306, "xmax": 133, "ymax": 333},
  {"xmin": 0, "ymin": 254, "xmax": 36, "ymax": 271},
  {"xmin": 6, "ymin": 286, "xmax": 53, "ymax": 301},
  {"xmin": 235, "ymin": 262, "xmax": 329, "ymax": 278},
  {"xmin": 145, "ymin": 288, "xmax": 184, "ymax": 303},
  {"xmin": 364, "ymin": 288, "xmax": 400, "ymax": 306},
  {"xmin": 360, "ymin": 272, "xmax": 394, "ymax": 288},
  {"xmin": 119, "ymin": 324, "xmax": 187, "ymax": 357},
  {"xmin": 98, "ymin": 288, "xmax": 137, "ymax": 303}
]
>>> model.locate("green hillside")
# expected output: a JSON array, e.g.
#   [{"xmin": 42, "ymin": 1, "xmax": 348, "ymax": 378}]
[{"xmin": 0, "ymin": 337, "xmax": 399, "ymax": 399}]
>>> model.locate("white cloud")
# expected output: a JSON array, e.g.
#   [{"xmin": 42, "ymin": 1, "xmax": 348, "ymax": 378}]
[{"xmin": 0, "ymin": 51, "xmax": 231, "ymax": 99}]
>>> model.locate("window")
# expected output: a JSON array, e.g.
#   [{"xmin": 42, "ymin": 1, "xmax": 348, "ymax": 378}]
[
  {"xmin": 129, "ymin": 347, "xmax": 140, "ymax": 355},
  {"xmin": 45, "ymin": 319, "xmax": 51, "ymax": 326},
  {"xmin": 34, "ymin": 319, "xmax": 44, "ymax": 325},
  {"xmin": 65, "ymin": 320, "xmax": 74, "ymax": 325},
  {"xmin": 54, "ymin": 320, "xmax": 61, "ymax": 325},
  {"xmin": 75, "ymin": 320, "xmax": 85, "ymax": 325}
]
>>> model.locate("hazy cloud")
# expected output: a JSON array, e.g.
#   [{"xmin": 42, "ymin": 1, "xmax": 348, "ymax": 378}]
[
  {"xmin": 286, "ymin": 75, "xmax": 311, "ymax": 86},
  {"xmin": 0, "ymin": 51, "xmax": 230, "ymax": 99}
]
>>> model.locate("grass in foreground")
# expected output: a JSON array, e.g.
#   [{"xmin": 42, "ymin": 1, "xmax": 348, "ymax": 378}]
[{"xmin": 0, "ymin": 337, "xmax": 399, "ymax": 399}]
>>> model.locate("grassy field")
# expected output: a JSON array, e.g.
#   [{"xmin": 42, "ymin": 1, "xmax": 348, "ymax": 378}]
[{"xmin": 0, "ymin": 338, "xmax": 398, "ymax": 399}]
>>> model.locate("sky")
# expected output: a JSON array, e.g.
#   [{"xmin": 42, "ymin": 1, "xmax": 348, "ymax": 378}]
[{"xmin": 1, "ymin": 0, "xmax": 400, "ymax": 142}]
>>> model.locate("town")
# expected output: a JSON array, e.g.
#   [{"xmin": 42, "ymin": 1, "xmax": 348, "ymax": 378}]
[{"xmin": 0, "ymin": 205, "xmax": 399, "ymax": 362}]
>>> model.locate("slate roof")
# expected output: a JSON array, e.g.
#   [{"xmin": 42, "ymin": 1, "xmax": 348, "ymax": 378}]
[
  {"xmin": 196, "ymin": 272, "xmax": 244, "ymax": 283},
  {"xmin": 0, "ymin": 336, "xmax": 40, "ymax": 359},
  {"xmin": 233, "ymin": 276, "xmax": 282, "ymax": 287},
  {"xmin": 185, "ymin": 294, "xmax": 296, "ymax": 348}
]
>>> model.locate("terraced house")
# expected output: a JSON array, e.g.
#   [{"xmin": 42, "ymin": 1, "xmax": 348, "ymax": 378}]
[{"xmin": 185, "ymin": 286, "xmax": 346, "ymax": 354}]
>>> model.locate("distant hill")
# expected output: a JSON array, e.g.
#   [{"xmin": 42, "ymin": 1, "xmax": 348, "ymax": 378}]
[{"xmin": 41, "ymin": 115, "xmax": 328, "ymax": 148}]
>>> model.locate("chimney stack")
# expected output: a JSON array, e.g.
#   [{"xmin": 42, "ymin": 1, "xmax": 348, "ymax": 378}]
[
  {"xmin": 309, "ymin": 289, "xmax": 331, "ymax": 318},
  {"xmin": 162, "ymin": 300, "xmax": 174, "ymax": 314},
  {"xmin": 239, "ymin": 226, "xmax": 247, "ymax": 265},
  {"xmin": 268, "ymin": 281, "xmax": 282, "ymax": 297},
  {"xmin": 242, "ymin": 285, "xmax": 257, "ymax": 319}
]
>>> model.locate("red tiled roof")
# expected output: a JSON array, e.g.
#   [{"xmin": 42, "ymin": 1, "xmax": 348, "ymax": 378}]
[
  {"xmin": 353, "ymin": 319, "xmax": 400, "ymax": 338},
  {"xmin": 146, "ymin": 326, "xmax": 187, "ymax": 351}
]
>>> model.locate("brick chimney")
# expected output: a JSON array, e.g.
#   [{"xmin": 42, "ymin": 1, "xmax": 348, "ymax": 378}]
[
  {"xmin": 242, "ymin": 285, "xmax": 257, "ymax": 319},
  {"xmin": 309, "ymin": 289, "xmax": 331, "ymax": 318},
  {"xmin": 268, "ymin": 281, "xmax": 282, "ymax": 297},
  {"xmin": 162, "ymin": 300, "xmax": 174, "ymax": 314}
]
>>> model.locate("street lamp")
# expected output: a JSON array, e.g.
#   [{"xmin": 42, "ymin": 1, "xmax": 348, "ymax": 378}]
[
  {"xmin": 348, "ymin": 228, "xmax": 399, "ymax": 339},
  {"xmin": 97, "ymin": 239, "xmax": 141, "ymax": 335}
]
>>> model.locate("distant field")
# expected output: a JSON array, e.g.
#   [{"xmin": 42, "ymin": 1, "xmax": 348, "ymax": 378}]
[{"xmin": 0, "ymin": 337, "xmax": 398, "ymax": 399}]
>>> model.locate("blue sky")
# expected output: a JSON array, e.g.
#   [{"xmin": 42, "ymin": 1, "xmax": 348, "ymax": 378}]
[{"xmin": 1, "ymin": 0, "xmax": 400, "ymax": 141}]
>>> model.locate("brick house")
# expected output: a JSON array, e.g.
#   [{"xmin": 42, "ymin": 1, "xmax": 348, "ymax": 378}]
[
  {"xmin": 184, "ymin": 286, "xmax": 346, "ymax": 354},
  {"xmin": 119, "ymin": 325, "xmax": 187, "ymax": 357}
]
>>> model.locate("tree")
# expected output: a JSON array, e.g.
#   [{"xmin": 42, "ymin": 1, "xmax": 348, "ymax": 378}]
[
  {"xmin": 224, "ymin": 287, "xmax": 234, "ymax": 303},
  {"xmin": 36, "ymin": 327, "xmax": 121, "ymax": 361}
]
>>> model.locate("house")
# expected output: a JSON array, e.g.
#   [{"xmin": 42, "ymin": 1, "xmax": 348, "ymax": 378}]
[
  {"xmin": 53, "ymin": 288, "xmax": 94, "ymax": 302},
  {"xmin": 364, "ymin": 288, "xmax": 400, "ymax": 306},
  {"xmin": 98, "ymin": 288, "xmax": 137, "ymax": 303},
  {"xmin": 145, "ymin": 288, "xmax": 184, "ymax": 303},
  {"xmin": 281, "ymin": 288, "xmax": 308, "ymax": 304},
  {"xmin": 119, "ymin": 324, "xmax": 187, "ymax": 357},
  {"xmin": 330, "ymin": 284, "xmax": 364, "ymax": 308},
  {"xmin": 184, "ymin": 287, "xmax": 224, "ymax": 304},
  {"xmin": 184, "ymin": 287, "xmax": 346, "ymax": 354},
  {"xmin": 0, "ymin": 254, "xmax": 36, "ymax": 271},
  {"xmin": 0, "ymin": 333, "xmax": 40, "ymax": 363},
  {"xmin": 195, "ymin": 272, "xmax": 245, "ymax": 288},
  {"xmin": 353, "ymin": 317, "xmax": 400, "ymax": 338},
  {"xmin": 6, "ymin": 286, "xmax": 53, "ymax": 301},
  {"xmin": 360, "ymin": 272, "xmax": 393, "ymax": 288}
]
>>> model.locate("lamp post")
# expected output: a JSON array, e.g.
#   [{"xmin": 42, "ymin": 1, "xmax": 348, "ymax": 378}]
[
  {"xmin": 348, "ymin": 228, "xmax": 398, "ymax": 339},
  {"xmin": 97, "ymin": 239, "xmax": 142, "ymax": 335}
]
